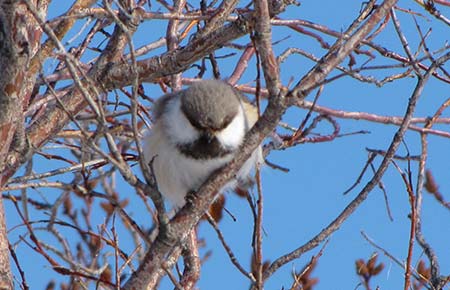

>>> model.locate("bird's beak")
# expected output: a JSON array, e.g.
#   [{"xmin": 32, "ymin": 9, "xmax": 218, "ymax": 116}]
[{"xmin": 204, "ymin": 130, "xmax": 215, "ymax": 143}]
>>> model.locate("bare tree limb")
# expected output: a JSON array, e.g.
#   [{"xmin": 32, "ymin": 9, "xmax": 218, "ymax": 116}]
[{"xmin": 263, "ymin": 50, "xmax": 450, "ymax": 281}]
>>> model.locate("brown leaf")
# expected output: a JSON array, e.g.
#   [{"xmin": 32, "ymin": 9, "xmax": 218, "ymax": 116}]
[
  {"xmin": 234, "ymin": 186, "xmax": 249, "ymax": 198},
  {"xmin": 356, "ymin": 259, "xmax": 369, "ymax": 276},
  {"xmin": 119, "ymin": 198, "xmax": 130, "ymax": 209},
  {"xmin": 291, "ymin": 258, "xmax": 319, "ymax": 290},
  {"xmin": 100, "ymin": 202, "xmax": 114, "ymax": 216},
  {"xmin": 424, "ymin": 170, "xmax": 438, "ymax": 194},
  {"xmin": 45, "ymin": 281, "xmax": 55, "ymax": 290},
  {"xmin": 99, "ymin": 266, "xmax": 112, "ymax": 283},
  {"xmin": 250, "ymin": 253, "xmax": 271, "ymax": 280},
  {"xmin": 208, "ymin": 194, "xmax": 225, "ymax": 222},
  {"xmin": 367, "ymin": 255, "xmax": 378, "ymax": 271},
  {"xmin": 90, "ymin": 235, "xmax": 102, "ymax": 252},
  {"xmin": 416, "ymin": 260, "xmax": 431, "ymax": 282},
  {"xmin": 372, "ymin": 263, "xmax": 384, "ymax": 276},
  {"xmin": 63, "ymin": 196, "xmax": 73, "ymax": 215},
  {"xmin": 86, "ymin": 179, "xmax": 99, "ymax": 191}
]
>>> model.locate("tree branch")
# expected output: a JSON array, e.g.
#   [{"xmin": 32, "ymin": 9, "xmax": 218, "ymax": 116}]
[{"xmin": 263, "ymin": 51, "xmax": 450, "ymax": 281}]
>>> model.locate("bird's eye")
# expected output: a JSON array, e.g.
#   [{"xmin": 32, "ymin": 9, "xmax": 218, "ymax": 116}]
[
  {"xmin": 219, "ymin": 114, "xmax": 234, "ymax": 130},
  {"xmin": 185, "ymin": 114, "xmax": 204, "ymax": 130}
]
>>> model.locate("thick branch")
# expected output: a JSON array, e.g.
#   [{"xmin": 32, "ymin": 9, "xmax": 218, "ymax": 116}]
[
  {"xmin": 0, "ymin": 0, "xmax": 35, "ymax": 287},
  {"xmin": 122, "ymin": 80, "xmax": 287, "ymax": 290},
  {"xmin": 123, "ymin": 1, "xmax": 406, "ymax": 289},
  {"xmin": 1, "ymin": 10, "xmax": 255, "ymax": 185}
]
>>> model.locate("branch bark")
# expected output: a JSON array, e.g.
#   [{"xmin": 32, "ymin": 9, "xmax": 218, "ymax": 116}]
[
  {"xmin": 123, "ymin": 1, "xmax": 405, "ymax": 289},
  {"xmin": 0, "ymin": 0, "xmax": 36, "ymax": 287},
  {"xmin": 1, "ymin": 9, "xmax": 256, "ymax": 185},
  {"xmin": 263, "ymin": 50, "xmax": 450, "ymax": 281}
]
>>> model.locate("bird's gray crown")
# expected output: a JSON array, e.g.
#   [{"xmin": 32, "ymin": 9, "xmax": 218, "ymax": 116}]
[{"xmin": 180, "ymin": 80, "xmax": 241, "ymax": 131}]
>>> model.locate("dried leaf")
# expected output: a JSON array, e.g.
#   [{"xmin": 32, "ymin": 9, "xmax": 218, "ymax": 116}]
[
  {"xmin": 356, "ymin": 259, "xmax": 369, "ymax": 276},
  {"xmin": 99, "ymin": 266, "xmax": 112, "ymax": 283},
  {"xmin": 208, "ymin": 194, "xmax": 225, "ymax": 222},
  {"xmin": 424, "ymin": 170, "xmax": 438, "ymax": 194},
  {"xmin": 100, "ymin": 202, "xmax": 114, "ymax": 216},
  {"xmin": 234, "ymin": 186, "xmax": 249, "ymax": 198}
]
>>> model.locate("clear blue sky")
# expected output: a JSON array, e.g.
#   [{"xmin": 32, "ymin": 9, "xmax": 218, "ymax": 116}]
[{"xmin": 4, "ymin": 1, "xmax": 449, "ymax": 289}]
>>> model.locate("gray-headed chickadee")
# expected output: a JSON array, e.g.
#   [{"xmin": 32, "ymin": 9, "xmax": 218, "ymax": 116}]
[{"xmin": 143, "ymin": 80, "xmax": 263, "ymax": 207}]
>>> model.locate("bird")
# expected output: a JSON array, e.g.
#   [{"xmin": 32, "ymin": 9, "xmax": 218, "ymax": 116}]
[{"xmin": 143, "ymin": 79, "xmax": 263, "ymax": 208}]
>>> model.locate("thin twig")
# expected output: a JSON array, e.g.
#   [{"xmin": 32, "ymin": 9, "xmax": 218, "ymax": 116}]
[{"xmin": 205, "ymin": 213, "xmax": 256, "ymax": 282}]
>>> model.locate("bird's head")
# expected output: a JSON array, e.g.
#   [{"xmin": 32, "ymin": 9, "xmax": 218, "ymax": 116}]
[{"xmin": 156, "ymin": 80, "xmax": 249, "ymax": 160}]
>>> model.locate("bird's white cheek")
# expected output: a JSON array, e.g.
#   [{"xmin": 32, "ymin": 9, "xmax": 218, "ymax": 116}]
[
  {"xmin": 164, "ymin": 98, "xmax": 199, "ymax": 143},
  {"xmin": 216, "ymin": 110, "xmax": 246, "ymax": 148}
]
